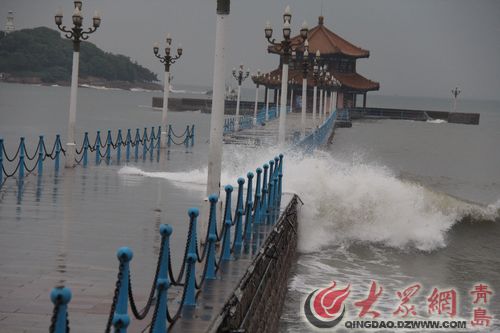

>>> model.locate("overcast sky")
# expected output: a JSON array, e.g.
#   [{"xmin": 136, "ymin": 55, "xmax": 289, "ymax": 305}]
[{"xmin": 1, "ymin": 0, "xmax": 499, "ymax": 100}]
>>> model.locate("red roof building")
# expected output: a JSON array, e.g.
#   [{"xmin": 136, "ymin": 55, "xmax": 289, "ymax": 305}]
[{"xmin": 254, "ymin": 16, "xmax": 379, "ymax": 109}]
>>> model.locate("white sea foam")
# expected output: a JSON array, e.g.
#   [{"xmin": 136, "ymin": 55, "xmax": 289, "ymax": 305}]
[
  {"xmin": 427, "ymin": 119, "xmax": 447, "ymax": 124},
  {"xmin": 118, "ymin": 145, "xmax": 499, "ymax": 253}
]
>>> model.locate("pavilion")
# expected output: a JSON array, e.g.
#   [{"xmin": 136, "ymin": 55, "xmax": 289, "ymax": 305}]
[{"xmin": 253, "ymin": 16, "xmax": 379, "ymax": 110}]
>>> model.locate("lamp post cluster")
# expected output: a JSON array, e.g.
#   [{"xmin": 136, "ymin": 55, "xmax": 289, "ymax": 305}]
[
  {"xmin": 153, "ymin": 35, "xmax": 183, "ymax": 147},
  {"xmin": 54, "ymin": 0, "xmax": 101, "ymax": 167},
  {"xmin": 264, "ymin": 5, "xmax": 308, "ymax": 145},
  {"xmin": 232, "ymin": 64, "xmax": 250, "ymax": 130}
]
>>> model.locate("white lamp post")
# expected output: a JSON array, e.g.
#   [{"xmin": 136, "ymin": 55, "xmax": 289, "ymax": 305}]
[
  {"xmin": 265, "ymin": 6, "xmax": 308, "ymax": 145},
  {"xmin": 252, "ymin": 70, "xmax": 261, "ymax": 124},
  {"xmin": 232, "ymin": 64, "xmax": 250, "ymax": 131},
  {"xmin": 206, "ymin": 0, "xmax": 230, "ymax": 233},
  {"xmin": 153, "ymin": 34, "xmax": 183, "ymax": 148},
  {"xmin": 300, "ymin": 40, "xmax": 309, "ymax": 137},
  {"xmin": 312, "ymin": 50, "xmax": 320, "ymax": 126},
  {"xmin": 55, "ymin": 1, "xmax": 101, "ymax": 168}
]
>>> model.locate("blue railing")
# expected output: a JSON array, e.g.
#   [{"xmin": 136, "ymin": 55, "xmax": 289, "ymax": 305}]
[
  {"xmin": 0, "ymin": 125, "xmax": 195, "ymax": 187},
  {"xmin": 295, "ymin": 110, "xmax": 337, "ymax": 152},
  {"xmin": 223, "ymin": 106, "xmax": 292, "ymax": 135},
  {"xmin": 48, "ymin": 154, "xmax": 285, "ymax": 333}
]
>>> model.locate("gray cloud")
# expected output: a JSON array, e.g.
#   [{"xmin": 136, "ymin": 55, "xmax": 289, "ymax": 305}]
[{"xmin": 1, "ymin": 0, "xmax": 499, "ymax": 100}]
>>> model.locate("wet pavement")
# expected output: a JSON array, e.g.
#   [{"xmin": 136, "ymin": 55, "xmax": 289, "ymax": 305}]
[{"xmin": 0, "ymin": 109, "xmax": 317, "ymax": 332}]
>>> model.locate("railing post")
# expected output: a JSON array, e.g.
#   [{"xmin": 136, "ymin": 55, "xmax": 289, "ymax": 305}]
[
  {"xmin": 233, "ymin": 177, "xmax": 245, "ymax": 250},
  {"xmin": 134, "ymin": 129, "xmax": 140, "ymax": 161},
  {"xmin": 278, "ymin": 154, "xmax": 284, "ymax": 209},
  {"xmin": 37, "ymin": 136, "xmax": 44, "ymax": 175},
  {"xmin": 184, "ymin": 208, "xmax": 199, "ymax": 307},
  {"xmin": 151, "ymin": 224, "xmax": 173, "ymax": 333},
  {"xmin": 156, "ymin": 126, "xmax": 161, "ymax": 149},
  {"xmin": 49, "ymin": 286, "xmax": 72, "ymax": 333},
  {"xmin": 267, "ymin": 160, "xmax": 275, "ymax": 224},
  {"xmin": 142, "ymin": 128, "xmax": 148, "ymax": 160},
  {"xmin": 149, "ymin": 127, "xmax": 155, "ymax": 160},
  {"xmin": 167, "ymin": 125, "xmax": 172, "ymax": 147},
  {"xmin": 54, "ymin": 135, "xmax": 61, "ymax": 173},
  {"xmin": 83, "ymin": 132, "xmax": 89, "ymax": 167},
  {"xmin": 95, "ymin": 131, "xmax": 101, "ymax": 165},
  {"xmin": 113, "ymin": 247, "xmax": 133, "ymax": 333},
  {"xmin": 222, "ymin": 185, "xmax": 233, "ymax": 260},
  {"xmin": 272, "ymin": 156, "xmax": 280, "ymax": 223},
  {"xmin": 253, "ymin": 167, "xmax": 262, "ymax": 224},
  {"xmin": 184, "ymin": 125, "xmax": 190, "ymax": 148},
  {"xmin": 244, "ymin": 172, "xmax": 254, "ymax": 241},
  {"xmin": 106, "ymin": 130, "xmax": 112, "ymax": 163},
  {"xmin": 126, "ymin": 129, "xmax": 131, "ymax": 162},
  {"xmin": 260, "ymin": 164, "xmax": 269, "ymax": 225},
  {"xmin": 19, "ymin": 137, "xmax": 25, "ymax": 181},
  {"xmin": 116, "ymin": 129, "xmax": 122, "ymax": 163},
  {"xmin": 190, "ymin": 125, "xmax": 195, "ymax": 147},
  {"xmin": 156, "ymin": 126, "xmax": 161, "ymax": 158},
  {"xmin": 0, "ymin": 139, "xmax": 4, "ymax": 185},
  {"xmin": 206, "ymin": 194, "xmax": 218, "ymax": 280}
]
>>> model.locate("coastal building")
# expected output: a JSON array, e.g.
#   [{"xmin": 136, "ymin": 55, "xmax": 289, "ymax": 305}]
[
  {"xmin": 254, "ymin": 16, "xmax": 379, "ymax": 109},
  {"xmin": 4, "ymin": 11, "xmax": 15, "ymax": 34}
]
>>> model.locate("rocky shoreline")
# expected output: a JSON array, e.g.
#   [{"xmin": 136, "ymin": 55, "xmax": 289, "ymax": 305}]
[{"xmin": 0, "ymin": 75, "xmax": 162, "ymax": 91}]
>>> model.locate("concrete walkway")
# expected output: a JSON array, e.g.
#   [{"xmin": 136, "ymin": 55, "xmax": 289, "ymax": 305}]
[{"xmin": 223, "ymin": 112, "xmax": 324, "ymax": 146}]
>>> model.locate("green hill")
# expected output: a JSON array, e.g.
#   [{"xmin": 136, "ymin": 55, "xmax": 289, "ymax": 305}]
[{"xmin": 0, "ymin": 27, "xmax": 158, "ymax": 84}]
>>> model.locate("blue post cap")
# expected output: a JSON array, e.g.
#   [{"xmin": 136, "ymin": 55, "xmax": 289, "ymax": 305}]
[
  {"xmin": 237, "ymin": 177, "xmax": 245, "ymax": 185},
  {"xmin": 160, "ymin": 224, "xmax": 173, "ymax": 236},
  {"xmin": 116, "ymin": 247, "xmax": 133, "ymax": 262},
  {"xmin": 156, "ymin": 278, "xmax": 170, "ymax": 290},
  {"xmin": 188, "ymin": 207, "xmax": 199, "ymax": 218},
  {"xmin": 274, "ymin": 156, "xmax": 279, "ymax": 162},
  {"xmin": 256, "ymin": 167, "xmax": 262, "ymax": 174},
  {"xmin": 225, "ymin": 184, "xmax": 233, "ymax": 193},
  {"xmin": 208, "ymin": 234, "xmax": 217, "ymax": 242},
  {"xmin": 187, "ymin": 253, "xmax": 197, "ymax": 263},
  {"xmin": 50, "ymin": 287, "xmax": 72, "ymax": 304},
  {"xmin": 269, "ymin": 160, "xmax": 274, "ymax": 165},
  {"xmin": 247, "ymin": 171, "xmax": 254, "ymax": 179},
  {"xmin": 208, "ymin": 194, "xmax": 219, "ymax": 203},
  {"xmin": 279, "ymin": 153, "xmax": 284, "ymax": 158},
  {"xmin": 263, "ymin": 164, "xmax": 269, "ymax": 169},
  {"xmin": 112, "ymin": 314, "xmax": 130, "ymax": 328}
]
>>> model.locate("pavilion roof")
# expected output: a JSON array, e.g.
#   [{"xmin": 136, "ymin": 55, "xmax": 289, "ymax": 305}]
[{"xmin": 268, "ymin": 16, "xmax": 370, "ymax": 58}]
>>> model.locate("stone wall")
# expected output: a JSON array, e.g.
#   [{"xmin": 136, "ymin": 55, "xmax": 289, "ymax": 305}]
[{"xmin": 208, "ymin": 195, "xmax": 300, "ymax": 333}]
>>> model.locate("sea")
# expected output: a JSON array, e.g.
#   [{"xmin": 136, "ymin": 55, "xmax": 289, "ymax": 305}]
[{"xmin": 0, "ymin": 82, "xmax": 499, "ymax": 332}]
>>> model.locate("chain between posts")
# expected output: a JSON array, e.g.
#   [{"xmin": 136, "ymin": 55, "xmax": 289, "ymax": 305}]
[{"xmin": 47, "ymin": 154, "xmax": 285, "ymax": 331}]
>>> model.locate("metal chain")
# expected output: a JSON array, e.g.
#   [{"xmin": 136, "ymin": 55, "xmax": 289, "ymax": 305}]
[
  {"xmin": 105, "ymin": 261, "xmax": 124, "ymax": 333},
  {"xmin": 128, "ymin": 235, "xmax": 165, "ymax": 320},
  {"xmin": 1, "ymin": 142, "xmax": 21, "ymax": 162}
]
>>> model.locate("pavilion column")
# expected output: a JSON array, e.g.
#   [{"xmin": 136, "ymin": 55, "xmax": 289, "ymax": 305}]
[
  {"xmin": 363, "ymin": 93, "xmax": 367, "ymax": 108},
  {"xmin": 265, "ymin": 87, "xmax": 270, "ymax": 120}
]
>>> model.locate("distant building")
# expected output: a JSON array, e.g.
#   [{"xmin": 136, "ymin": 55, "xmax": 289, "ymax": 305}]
[
  {"xmin": 254, "ymin": 16, "xmax": 379, "ymax": 109},
  {"xmin": 5, "ymin": 11, "xmax": 15, "ymax": 34}
]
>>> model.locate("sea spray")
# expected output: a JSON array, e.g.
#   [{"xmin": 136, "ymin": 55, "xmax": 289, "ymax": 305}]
[{"xmin": 118, "ymin": 145, "xmax": 499, "ymax": 252}]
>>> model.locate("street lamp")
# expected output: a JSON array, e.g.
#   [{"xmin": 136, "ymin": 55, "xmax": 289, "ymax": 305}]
[
  {"xmin": 232, "ymin": 64, "xmax": 250, "ymax": 131},
  {"xmin": 265, "ymin": 5, "xmax": 308, "ymax": 145},
  {"xmin": 252, "ymin": 69, "xmax": 261, "ymax": 124},
  {"xmin": 312, "ymin": 50, "xmax": 321, "ymax": 126},
  {"xmin": 55, "ymin": 1, "xmax": 101, "ymax": 167},
  {"xmin": 451, "ymin": 86, "xmax": 461, "ymax": 112},
  {"xmin": 300, "ymin": 40, "xmax": 310, "ymax": 136},
  {"xmin": 154, "ymin": 34, "xmax": 183, "ymax": 148}
]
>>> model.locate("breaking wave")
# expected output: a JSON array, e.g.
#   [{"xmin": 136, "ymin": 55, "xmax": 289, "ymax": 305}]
[{"xmin": 118, "ymin": 146, "xmax": 499, "ymax": 253}]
